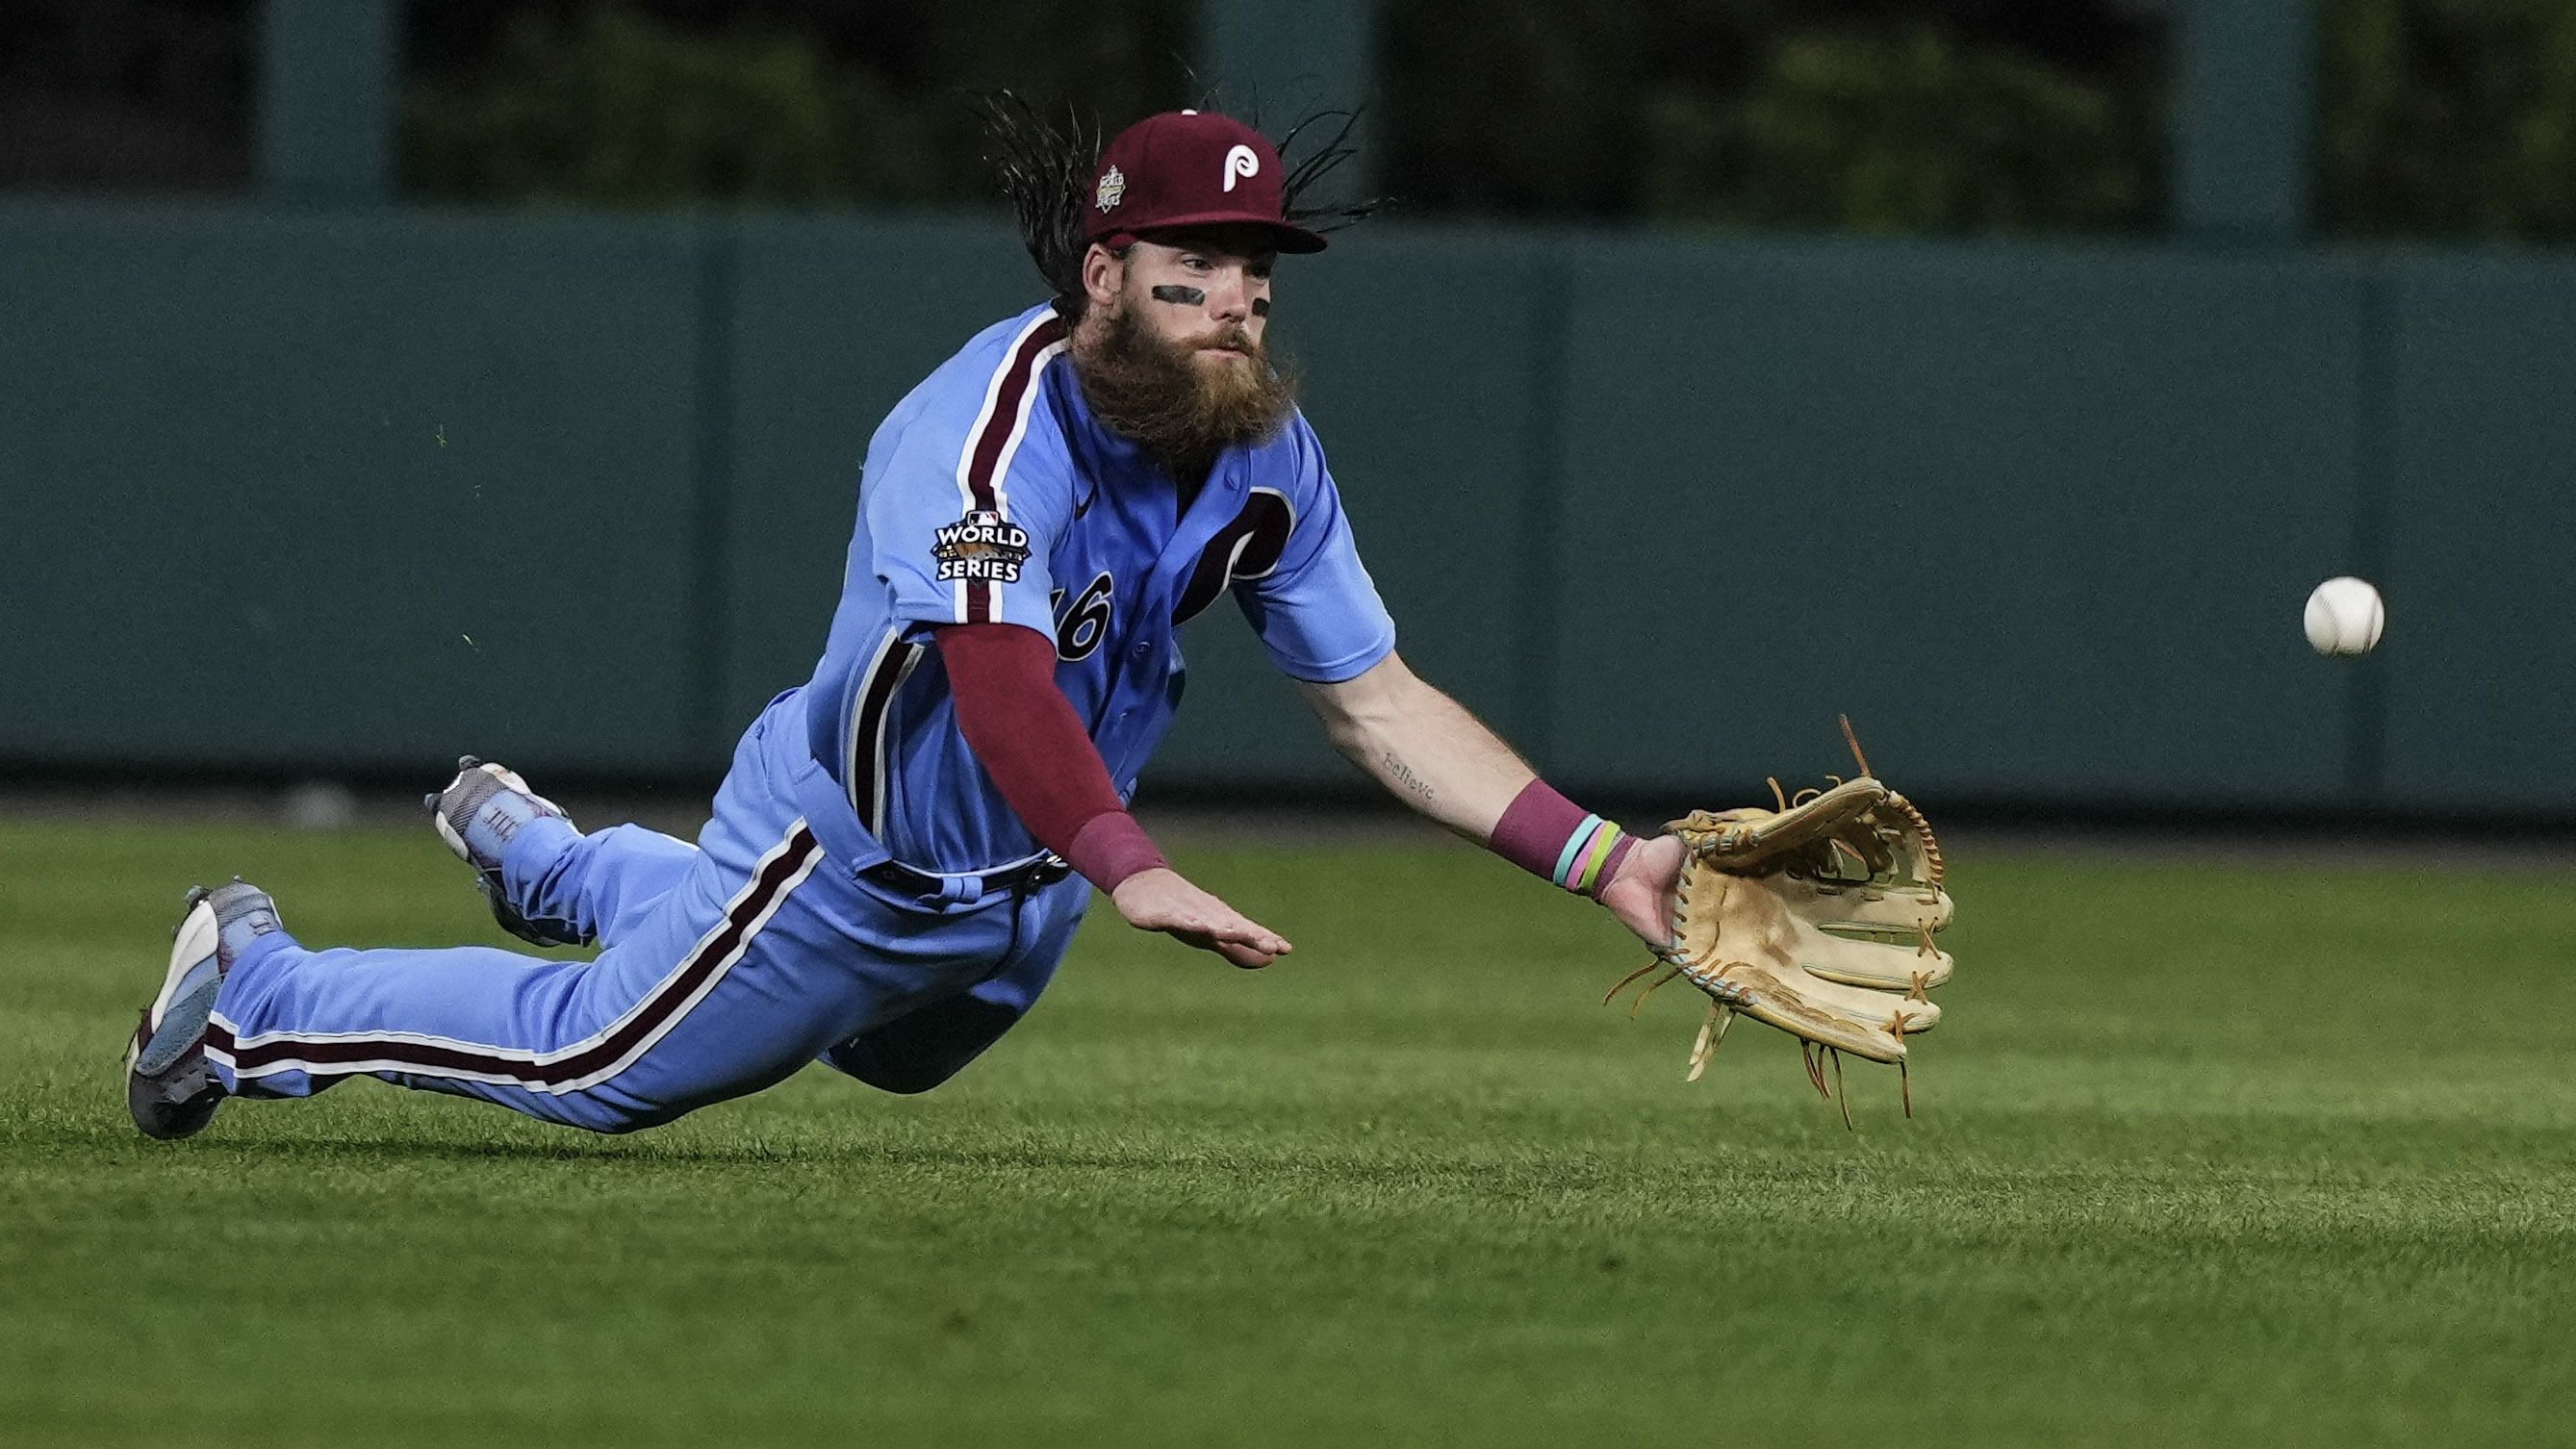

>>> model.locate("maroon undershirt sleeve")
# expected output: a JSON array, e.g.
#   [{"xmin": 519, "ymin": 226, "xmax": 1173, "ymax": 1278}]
[{"xmin": 934, "ymin": 623, "xmax": 1170, "ymax": 891}]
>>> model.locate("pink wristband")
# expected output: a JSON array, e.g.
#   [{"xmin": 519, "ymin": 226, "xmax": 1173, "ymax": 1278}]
[
  {"xmin": 1066, "ymin": 811, "xmax": 1170, "ymax": 892},
  {"xmin": 1490, "ymin": 780, "xmax": 1638, "ymax": 898}
]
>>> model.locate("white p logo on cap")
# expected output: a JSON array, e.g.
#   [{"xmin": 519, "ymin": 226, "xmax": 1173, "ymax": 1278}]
[{"xmin": 1223, "ymin": 144, "xmax": 1259, "ymax": 192}]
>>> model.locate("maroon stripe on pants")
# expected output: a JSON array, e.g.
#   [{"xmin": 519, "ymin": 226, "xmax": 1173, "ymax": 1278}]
[{"xmin": 209, "ymin": 826, "xmax": 821, "ymax": 1084}]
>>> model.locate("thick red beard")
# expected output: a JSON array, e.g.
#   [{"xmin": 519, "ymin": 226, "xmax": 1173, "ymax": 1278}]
[{"xmin": 1072, "ymin": 301, "xmax": 1298, "ymax": 470}]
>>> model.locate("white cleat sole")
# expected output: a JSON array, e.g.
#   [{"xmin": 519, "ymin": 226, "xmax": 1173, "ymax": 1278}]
[{"xmin": 129, "ymin": 896, "xmax": 220, "ymax": 1074}]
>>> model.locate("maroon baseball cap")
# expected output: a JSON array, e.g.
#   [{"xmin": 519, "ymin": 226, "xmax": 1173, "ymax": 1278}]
[{"xmin": 1084, "ymin": 110, "xmax": 1328, "ymax": 254}]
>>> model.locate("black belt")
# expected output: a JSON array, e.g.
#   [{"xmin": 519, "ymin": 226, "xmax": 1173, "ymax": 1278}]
[{"xmin": 858, "ymin": 854, "xmax": 1073, "ymax": 902}]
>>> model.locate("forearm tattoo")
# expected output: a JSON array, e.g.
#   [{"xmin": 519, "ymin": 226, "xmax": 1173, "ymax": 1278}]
[{"xmin": 1382, "ymin": 750, "xmax": 1436, "ymax": 803}]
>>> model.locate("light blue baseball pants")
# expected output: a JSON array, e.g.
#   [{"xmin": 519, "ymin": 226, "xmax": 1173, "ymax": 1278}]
[{"xmin": 203, "ymin": 692, "xmax": 1089, "ymax": 1132}]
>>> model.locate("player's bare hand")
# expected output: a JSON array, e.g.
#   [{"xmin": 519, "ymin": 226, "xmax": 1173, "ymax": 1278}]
[
  {"xmin": 1109, "ymin": 868, "xmax": 1292, "ymax": 969},
  {"xmin": 1596, "ymin": 832, "xmax": 1685, "ymax": 950}
]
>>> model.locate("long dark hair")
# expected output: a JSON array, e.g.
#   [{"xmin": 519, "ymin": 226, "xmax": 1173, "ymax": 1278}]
[{"xmin": 971, "ymin": 89, "xmax": 1379, "ymax": 316}]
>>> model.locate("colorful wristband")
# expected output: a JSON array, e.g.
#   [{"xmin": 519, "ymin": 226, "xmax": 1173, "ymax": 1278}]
[
  {"xmin": 1555, "ymin": 815, "xmax": 1632, "ymax": 896},
  {"xmin": 1491, "ymin": 780, "xmax": 1640, "ymax": 899}
]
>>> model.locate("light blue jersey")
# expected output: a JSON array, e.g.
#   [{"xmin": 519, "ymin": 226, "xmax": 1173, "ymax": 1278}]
[
  {"xmin": 803, "ymin": 304, "xmax": 1397, "ymax": 874},
  {"xmin": 197, "ymin": 302, "xmax": 1393, "ymax": 1135}
]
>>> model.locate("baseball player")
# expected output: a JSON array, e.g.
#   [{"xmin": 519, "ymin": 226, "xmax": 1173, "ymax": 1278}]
[{"xmin": 123, "ymin": 108, "xmax": 1700, "ymax": 1141}]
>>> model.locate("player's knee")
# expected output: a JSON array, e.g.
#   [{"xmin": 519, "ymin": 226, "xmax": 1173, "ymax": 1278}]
[
  {"xmin": 824, "ymin": 994, "xmax": 1022, "ymax": 1096},
  {"xmin": 853, "ymin": 1059, "xmax": 962, "ymax": 1096},
  {"xmin": 821, "ymin": 1039, "xmax": 963, "ymax": 1095}
]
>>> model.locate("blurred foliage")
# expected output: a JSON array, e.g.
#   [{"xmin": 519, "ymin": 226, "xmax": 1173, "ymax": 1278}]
[
  {"xmin": 404, "ymin": 1, "xmax": 1187, "ymax": 206},
  {"xmin": 409, "ymin": 10, "xmax": 933, "ymax": 204},
  {"xmin": 1377, "ymin": 0, "xmax": 2161, "ymax": 234},
  {"xmin": 2322, "ymin": 0, "xmax": 2576, "ymax": 241},
  {"xmin": 1645, "ymin": 27, "xmax": 2155, "ymax": 233},
  {"xmin": 0, "ymin": 0, "xmax": 250, "ymax": 192},
  {"xmin": 19, "ymin": 0, "xmax": 2559, "ymax": 241},
  {"xmin": 1375, "ymin": 5, "xmax": 1664, "ymax": 219}
]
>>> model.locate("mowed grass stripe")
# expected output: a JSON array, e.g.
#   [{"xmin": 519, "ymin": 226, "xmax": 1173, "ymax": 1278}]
[{"xmin": 1, "ymin": 819, "xmax": 2571, "ymax": 1447}]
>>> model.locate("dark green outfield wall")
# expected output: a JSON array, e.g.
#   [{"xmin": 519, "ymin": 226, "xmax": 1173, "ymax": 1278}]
[{"xmin": 3, "ymin": 201, "xmax": 2569, "ymax": 815}]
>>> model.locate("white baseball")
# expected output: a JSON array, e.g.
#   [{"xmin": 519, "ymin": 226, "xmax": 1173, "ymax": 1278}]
[{"xmin": 2303, "ymin": 576, "xmax": 2385, "ymax": 655}]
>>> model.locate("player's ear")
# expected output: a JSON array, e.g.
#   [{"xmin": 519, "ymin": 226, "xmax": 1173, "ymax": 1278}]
[{"xmin": 1082, "ymin": 243, "xmax": 1126, "ymax": 313}]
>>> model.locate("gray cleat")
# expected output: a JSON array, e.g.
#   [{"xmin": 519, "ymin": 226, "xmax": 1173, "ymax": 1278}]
[
  {"xmin": 127, "ymin": 879, "xmax": 280, "ymax": 1141},
  {"xmin": 424, "ymin": 755, "xmax": 588, "ymax": 947}
]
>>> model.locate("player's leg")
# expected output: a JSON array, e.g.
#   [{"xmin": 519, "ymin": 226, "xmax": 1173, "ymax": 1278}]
[
  {"xmin": 504, "ymin": 822, "xmax": 701, "ymax": 950},
  {"xmin": 170, "ymin": 812, "xmax": 1044, "ymax": 1135},
  {"xmin": 427, "ymin": 757, "xmax": 699, "ymax": 949},
  {"xmin": 196, "ymin": 807, "xmax": 847, "ymax": 1131},
  {"xmin": 204, "ymin": 918, "xmax": 648, "ymax": 1131},
  {"xmin": 191, "ymin": 842, "xmax": 788, "ymax": 1131},
  {"xmin": 820, "ymin": 874, "xmax": 1090, "ymax": 1095},
  {"xmin": 130, "ymin": 689, "xmax": 1049, "ymax": 1139}
]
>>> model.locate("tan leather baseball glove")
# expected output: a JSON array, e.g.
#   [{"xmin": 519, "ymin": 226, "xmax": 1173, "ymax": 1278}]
[{"xmin": 1607, "ymin": 722, "xmax": 1952, "ymax": 1124}]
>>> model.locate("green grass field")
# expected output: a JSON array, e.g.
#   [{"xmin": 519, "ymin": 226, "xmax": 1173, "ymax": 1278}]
[{"xmin": 4, "ymin": 816, "xmax": 2572, "ymax": 1447}]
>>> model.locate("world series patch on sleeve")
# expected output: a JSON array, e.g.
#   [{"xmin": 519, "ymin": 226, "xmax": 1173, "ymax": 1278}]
[
  {"xmin": 1606, "ymin": 721, "xmax": 1953, "ymax": 1126},
  {"xmin": 932, "ymin": 510, "xmax": 1033, "ymax": 584}
]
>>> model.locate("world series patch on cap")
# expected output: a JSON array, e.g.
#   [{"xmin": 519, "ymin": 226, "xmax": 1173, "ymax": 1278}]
[{"xmin": 1084, "ymin": 111, "xmax": 1328, "ymax": 254}]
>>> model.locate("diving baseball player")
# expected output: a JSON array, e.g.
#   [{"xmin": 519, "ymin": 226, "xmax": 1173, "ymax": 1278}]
[{"xmin": 122, "ymin": 107, "xmax": 1712, "ymax": 1140}]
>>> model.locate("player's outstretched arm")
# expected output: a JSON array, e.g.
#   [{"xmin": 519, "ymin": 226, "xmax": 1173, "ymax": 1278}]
[
  {"xmin": 1300, "ymin": 653, "xmax": 1672, "ymax": 948},
  {"xmin": 939, "ymin": 623, "xmax": 1290, "ymax": 969},
  {"xmin": 1300, "ymin": 652, "xmax": 1533, "ymax": 840}
]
